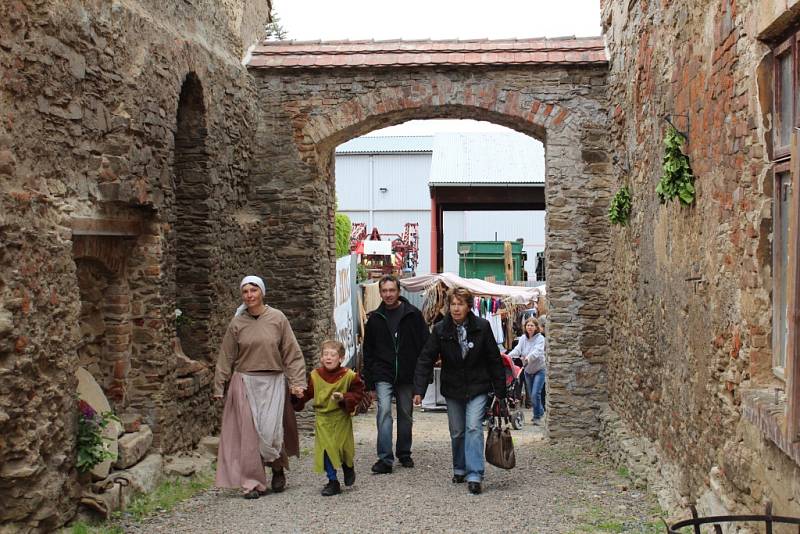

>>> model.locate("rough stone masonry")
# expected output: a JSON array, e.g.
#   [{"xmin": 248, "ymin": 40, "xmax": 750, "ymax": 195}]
[
  {"xmin": 0, "ymin": 0, "xmax": 268, "ymax": 530},
  {"xmin": 602, "ymin": 0, "xmax": 800, "ymax": 520}
]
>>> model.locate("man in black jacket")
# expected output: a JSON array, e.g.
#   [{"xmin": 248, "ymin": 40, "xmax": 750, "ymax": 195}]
[{"xmin": 363, "ymin": 275, "xmax": 429, "ymax": 474}]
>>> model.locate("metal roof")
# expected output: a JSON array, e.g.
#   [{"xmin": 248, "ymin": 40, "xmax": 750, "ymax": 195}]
[
  {"xmin": 336, "ymin": 135, "xmax": 433, "ymax": 154},
  {"xmin": 428, "ymin": 133, "xmax": 545, "ymax": 185},
  {"xmin": 248, "ymin": 37, "xmax": 607, "ymax": 69}
]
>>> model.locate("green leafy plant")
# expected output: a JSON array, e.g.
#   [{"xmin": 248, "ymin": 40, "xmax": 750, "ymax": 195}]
[
  {"xmin": 657, "ymin": 126, "xmax": 695, "ymax": 205},
  {"xmin": 356, "ymin": 263, "xmax": 368, "ymax": 283},
  {"xmin": 77, "ymin": 400, "xmax": 118, "ymax": 472},
  {"xmin": 335, "ymin": 212, "xmax": 352, "ymax": 258},
  {"xmin": 608, "ymin": 185, "xmax": 632, "ymax": 225}
]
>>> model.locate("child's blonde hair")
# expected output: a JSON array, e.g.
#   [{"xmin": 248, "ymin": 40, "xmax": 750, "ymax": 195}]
[{"xmin": 321, "ymin": 339, "xmax": 345, "ymax": 358}]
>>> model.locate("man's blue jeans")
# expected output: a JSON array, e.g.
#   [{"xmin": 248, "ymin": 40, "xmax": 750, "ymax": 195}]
[
  {"xmin": 524, "ymin": 369, "xmax": 546, "ymax": 420},
  {"xmin": 375, "ymin": 382, "xmax": 414, "ymax": 465},
  {"xmin": 445, "ymin": 394, "xmax": 489, "ymax": 483}
]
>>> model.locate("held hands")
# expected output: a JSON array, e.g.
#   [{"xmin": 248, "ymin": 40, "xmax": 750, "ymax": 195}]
[
  {"xmin": 290, "ymin": 386, "xmax": 306, "ymax": 398},
  {"xmin": 412, "ymin": 394, "xmax": 422, "ymax": 406},
  {"xmin": 331, "ymin": 391, "xmax": 344, "ymax": 401}
]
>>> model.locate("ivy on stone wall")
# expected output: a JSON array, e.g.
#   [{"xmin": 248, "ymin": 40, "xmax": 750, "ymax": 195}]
[
  {"xmin": 656, "ymin": 126, "xmax": 695, "ymax": 205},
  {"xmin": 608, "ymin": 185, "xmax": 632, "ymax": 226}
]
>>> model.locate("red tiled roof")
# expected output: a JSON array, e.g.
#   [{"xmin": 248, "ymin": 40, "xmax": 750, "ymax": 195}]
[{"xmin": 248, "ymin": 37, "xmax": 607, "ymax": 69}]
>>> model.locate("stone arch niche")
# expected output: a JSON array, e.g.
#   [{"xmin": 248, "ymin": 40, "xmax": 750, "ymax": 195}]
[
  {"xmin": 72, "ymin": 235, "xmax": 134, "ymax": 407},
  {"xmin": 173, "ymin": 72, "xmax": 213, "ymax": 362}
]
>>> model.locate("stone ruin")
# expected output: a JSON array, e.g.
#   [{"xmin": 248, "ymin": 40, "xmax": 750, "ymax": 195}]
[{"xmin": 4, "ymin": 0, "xmax": 800, "ymax": 531}]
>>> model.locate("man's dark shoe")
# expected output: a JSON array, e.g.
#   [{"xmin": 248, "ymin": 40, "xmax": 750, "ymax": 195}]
[
  {"xmin": 452, "ymin": 474, "xmax": 466, "ymax": 483},
  {"xmin": 342, "ymin": 464, "xmax": 356, "ymax": 486},
  {"xmin": 468, "ymin": 481, "xmax": 482, "ymax": 495},
  {"xmin": 371, "ymin": 460, "xmax": 392, "ymax": 474},
  {"xmin": 399, "ymin": 457, "xmax": 414, "ymax": 468},
  {"xmin": 321, "ymin": 479, "xmax": 341, "ymax": 496},
  {"xmin": 271, "ymin": 468, "xmax": 286, "ymax": 493}
]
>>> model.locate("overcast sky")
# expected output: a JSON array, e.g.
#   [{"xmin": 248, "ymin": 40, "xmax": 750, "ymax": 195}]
[{"xmin": 270, "ymin": 0, "xmax": 601, "ymax": 136}]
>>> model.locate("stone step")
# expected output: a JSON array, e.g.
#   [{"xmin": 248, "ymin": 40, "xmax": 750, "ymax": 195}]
[{"xmin": 113, "ymin": 425, "xmax": 153, "ymax": 469}]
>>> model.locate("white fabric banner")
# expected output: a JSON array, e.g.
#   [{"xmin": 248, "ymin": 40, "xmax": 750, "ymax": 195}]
[{"xmin": 334, "ymin": 255, "xmax": 357, "ymax": 361}]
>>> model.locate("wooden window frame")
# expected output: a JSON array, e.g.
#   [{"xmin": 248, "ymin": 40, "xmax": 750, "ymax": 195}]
[
  {"xmin": 771, "ymin": 28, "xmax": 800, "ymax": 441},
  {"xmin": 784, "ymin": 134, "xmax": 800, "ymax": 441},
  {"xmin": 773, "ymin": 35, "xmax": 796, "ymax": 160}
]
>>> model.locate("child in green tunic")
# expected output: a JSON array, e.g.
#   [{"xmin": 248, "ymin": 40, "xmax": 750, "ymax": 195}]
[{"xmin": 293, "ymin": 339, "xmax": 365, "ymax": 496}]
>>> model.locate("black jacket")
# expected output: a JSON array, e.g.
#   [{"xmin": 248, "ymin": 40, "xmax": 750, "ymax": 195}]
[
  {"xmin": 413, "ymin": 312, "xmax": 506, "ymax": 400},
  {"xmin": 362, "ymin": 297, "xmax": 429, "ymax": 389}
]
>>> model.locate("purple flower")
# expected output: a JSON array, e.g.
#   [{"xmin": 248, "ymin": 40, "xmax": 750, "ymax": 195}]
[{"xmin": 78, "ymin": 400, "xmax": 96, "ymax": 420}]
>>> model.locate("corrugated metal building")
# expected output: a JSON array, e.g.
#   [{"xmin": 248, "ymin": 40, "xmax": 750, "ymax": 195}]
[
  {"xmin": 335, "ymin": 136, "xmax": 434, "ymax": 273},
  {"xmin": 334, "ymin": 132, "xmax": 545, "ymax": 277}
]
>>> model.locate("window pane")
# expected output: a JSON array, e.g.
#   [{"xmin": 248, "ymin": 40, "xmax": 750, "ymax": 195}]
[
  {"xmin": 776, "ymin": 171, "xmax": 792, "ymax": 372},
  {"xmin": 779, "ymin": 52, "xmax": 794, "ymax": 147}
]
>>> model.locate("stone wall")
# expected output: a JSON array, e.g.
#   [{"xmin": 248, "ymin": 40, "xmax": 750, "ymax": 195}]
[
  {"xmin": 602, "ymin": 0, "xmax": 800, "ymax": 518},
  {"xmin": 248, "ymin": 64, "xmax": 613, "ymax": 439},
  {"xmin": 0, "ymin": 0, "xmax": 270, "ymax": 530}
]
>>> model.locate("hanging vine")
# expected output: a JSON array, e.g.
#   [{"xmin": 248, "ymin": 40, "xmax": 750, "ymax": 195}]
[
  {"xmin": 656, "ymin": 125, "xmax": 695, "ymax": 205},
  {"xmin": 608, "ymin": 185, "xmax": 632, "ymax": 226}
]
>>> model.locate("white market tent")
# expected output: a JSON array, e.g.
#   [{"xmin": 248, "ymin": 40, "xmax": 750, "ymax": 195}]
[{"xmin": 399, "ymin": 272, "xmax": 545, "ymax": 305}]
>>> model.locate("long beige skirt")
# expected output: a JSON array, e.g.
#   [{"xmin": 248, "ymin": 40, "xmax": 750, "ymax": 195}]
[{"xmin": 215, "ymin": 372, "xmax": 284, "ymax": 492}]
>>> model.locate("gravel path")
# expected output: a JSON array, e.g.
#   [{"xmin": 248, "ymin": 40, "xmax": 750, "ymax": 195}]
[{"xmin": 123, "ymin": 410, "xmax": 661, "ymax": 534}]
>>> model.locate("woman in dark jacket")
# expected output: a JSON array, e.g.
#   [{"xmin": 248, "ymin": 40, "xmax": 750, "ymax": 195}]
[{"xmin": 412, "ymin": 287, "xmax": 506, "ymax": 495}]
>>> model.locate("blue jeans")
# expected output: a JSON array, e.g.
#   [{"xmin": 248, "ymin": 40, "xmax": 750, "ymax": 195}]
[
  {"xmin": 375, "ymin": 382, "xmax": 414, "ymax": 465},
  {"xmin": 445, "ymin": 394, "xmax": 489, "ymax": 483},
  {"xmin": 323, "ymin": 451, "xmax": 337, "ymax": 481},
  {"xmin": 524, "ymin": 369, "xmax": 546, "ymax": 420}
]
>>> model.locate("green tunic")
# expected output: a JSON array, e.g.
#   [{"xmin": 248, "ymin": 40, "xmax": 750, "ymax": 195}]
[{"xmin": 311, "ymin": 368, "xmax": 356, "ymax": 473}]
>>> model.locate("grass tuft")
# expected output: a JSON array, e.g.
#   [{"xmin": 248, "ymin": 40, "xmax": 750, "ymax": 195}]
[{"xmin": 115, "ymin": 470, "xmax": 214, "ymax": 522}]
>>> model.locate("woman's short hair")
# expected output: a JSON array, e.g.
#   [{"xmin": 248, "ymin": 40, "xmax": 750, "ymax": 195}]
[
  {"xmin": 447, "ymin": 287, "xmax": 474, "ymax": 307},
  {"xmin": 321, "ymin": 339, "xmax": 345, "ymax": 357}
]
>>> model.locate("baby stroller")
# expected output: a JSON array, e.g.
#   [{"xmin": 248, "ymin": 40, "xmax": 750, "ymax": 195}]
[{"xmin": 486, "ymin": 353, "xmax": 526, "ymax": 429}]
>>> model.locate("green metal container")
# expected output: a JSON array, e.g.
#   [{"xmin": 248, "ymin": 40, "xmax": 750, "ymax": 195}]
[{"xmin": 457, "ymin": 241, "xmax": 526, "ymax": 283}]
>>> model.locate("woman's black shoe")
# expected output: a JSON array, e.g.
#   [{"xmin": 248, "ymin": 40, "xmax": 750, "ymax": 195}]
[
  {"xmin": 243, "ymin": 490, "xmax": 261, "ymax": 499},
  {"xmin": 271, "ymin": 468, "xmax": 286, "ymax": 493},
  {"xmin": 452, "ymin": 474, "xmax": 466, "ymax": 483},
  {"xmin": 468, "ymin": 482, "xmax": 482, "ymax": 494},
  {"xmin": 321, "ymin": 480, "xmax": 341, "ymax": 496},
  {"xmin": 342, "ymin": 464, "xmax": 356, "ymax": 486}
]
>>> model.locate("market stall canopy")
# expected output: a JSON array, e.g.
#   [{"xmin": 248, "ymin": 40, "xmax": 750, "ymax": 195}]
[{"xmin": 399, "ymin": 272, "xmax": 544, "ymax": 304}]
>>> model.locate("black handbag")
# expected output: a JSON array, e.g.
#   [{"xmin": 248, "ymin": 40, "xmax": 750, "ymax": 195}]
[{"xmin": 485, "ymin": 399, "xmax": 516, "ymax": 469}]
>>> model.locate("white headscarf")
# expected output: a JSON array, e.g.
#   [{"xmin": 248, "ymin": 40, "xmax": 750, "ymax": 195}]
[{"xmin": 235, "ymin": 275, "xmax": 266, "ymax": 317}]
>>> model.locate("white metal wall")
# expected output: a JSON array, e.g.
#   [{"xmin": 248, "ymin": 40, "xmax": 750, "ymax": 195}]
[
  {"xmin": 442, "ymin": 210, "xmax": 546, "ymax": 279},
  {"xmin": 335, "ymin": 155, "xmax": 371, "ymax": 211}
]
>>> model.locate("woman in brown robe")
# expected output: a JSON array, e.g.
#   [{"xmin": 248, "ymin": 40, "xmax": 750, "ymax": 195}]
[{"xmin": 213, "ymin": 275, "xmax": 307, "ymax": 499}]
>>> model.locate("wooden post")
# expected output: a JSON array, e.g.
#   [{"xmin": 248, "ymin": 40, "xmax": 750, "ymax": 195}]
[
  {"xmin": 503, "ymin": 241, "xmax": 514, "ymax": 350},
  {"xmin": 503, "ymin": 241, "xmax": 513, "ymax": 284}
]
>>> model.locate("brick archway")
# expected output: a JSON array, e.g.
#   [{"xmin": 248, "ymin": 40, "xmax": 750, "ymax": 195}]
[{"xmin": 247, "ymin": 38, "xmax": 612, "ymax": 438}]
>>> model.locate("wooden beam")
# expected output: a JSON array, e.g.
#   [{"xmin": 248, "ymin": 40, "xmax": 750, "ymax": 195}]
[{"xmin": 71, "ymin": 217, "xmax": 143, "ymax": 237}]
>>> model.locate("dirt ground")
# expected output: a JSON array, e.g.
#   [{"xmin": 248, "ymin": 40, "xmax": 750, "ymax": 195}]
[{"xmin": 122, "ymin": 409, "xmax": 663, "ymax": 533}]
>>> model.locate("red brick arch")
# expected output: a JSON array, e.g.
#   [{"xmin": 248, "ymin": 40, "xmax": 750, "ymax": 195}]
[{"xmin": 305, "ymin": 83, "xmax": 572, "ymax": 158}]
